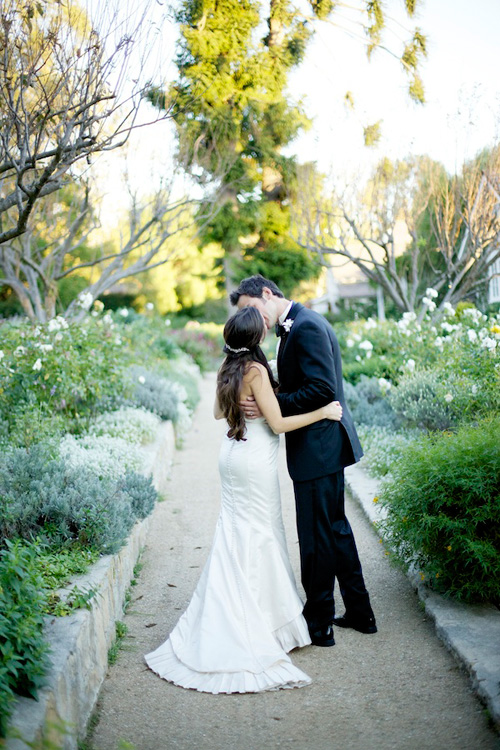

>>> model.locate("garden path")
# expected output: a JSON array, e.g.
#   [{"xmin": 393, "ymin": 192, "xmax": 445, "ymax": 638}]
[{"xmin": 89, "ymin": 373, "xmax": 499, "ymax": 750}]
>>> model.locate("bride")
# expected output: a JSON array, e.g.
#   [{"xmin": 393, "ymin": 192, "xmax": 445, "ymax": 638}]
[{"xmin": 145, "ymin": 306, "xmax": 342, "ymax": 693}]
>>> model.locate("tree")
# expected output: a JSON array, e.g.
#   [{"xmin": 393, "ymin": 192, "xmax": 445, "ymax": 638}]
[
  {"xmin": 149, "ymin": 0, "xmax": 426, "ymax": 303},
  {"xmin": 0, "ymin": 0, "xmax": 172, "ymax": 246},
  {"xmin": 294, "ymin": 147, "xmax": 500, "ymax": 316},
  {"xmin": 0, "ymin": 176, "xmax": 217, "ymax": 322}
]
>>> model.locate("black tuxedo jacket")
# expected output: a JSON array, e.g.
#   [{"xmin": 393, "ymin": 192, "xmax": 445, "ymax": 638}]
[{"xmin": 276, "ymin": 303, "xmax": 363, "ymax": 482}]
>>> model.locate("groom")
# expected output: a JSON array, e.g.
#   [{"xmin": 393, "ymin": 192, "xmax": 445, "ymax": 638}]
[{"xmin": 231, "ymin": 274, "xmax": 376, "ymax": 647}]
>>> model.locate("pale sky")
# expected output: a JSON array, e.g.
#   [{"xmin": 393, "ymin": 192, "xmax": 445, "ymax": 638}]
[
  {"xmin": 96, "ymin": 0, "xmax": 500, "ymax": 223},
  {"xmin": 286, "ymin": 0, "xmax": 500, "ymax": 178}
]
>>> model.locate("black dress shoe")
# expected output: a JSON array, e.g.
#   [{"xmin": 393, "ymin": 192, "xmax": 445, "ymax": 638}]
[
  {"xmin": 332, "ymin": 614, "xmax": 377, "ymax": 634},
  {"xmin": 309, "ymin": 623, "xmax": 335, "ymax": 647}
]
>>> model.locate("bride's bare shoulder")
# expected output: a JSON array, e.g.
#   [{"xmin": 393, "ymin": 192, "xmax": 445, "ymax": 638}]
[{"xmin": 244, "ymin": 362, "xmax": 268, "ymax": 382}]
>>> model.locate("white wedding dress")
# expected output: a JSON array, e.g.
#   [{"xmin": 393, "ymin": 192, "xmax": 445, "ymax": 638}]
[{"xmin": 145, "ymin": 417, "xmax": 312, "ymax": 693}]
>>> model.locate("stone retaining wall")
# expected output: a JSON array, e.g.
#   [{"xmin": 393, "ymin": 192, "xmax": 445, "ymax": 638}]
[{"xmin": 6, "ymin": 421, "xmax": 175, "ymax": 750}]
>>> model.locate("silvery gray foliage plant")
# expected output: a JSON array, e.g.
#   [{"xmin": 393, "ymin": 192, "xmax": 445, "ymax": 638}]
[
  {"xmin": 343, "ymin": 376, "xmax": 401, "ymax": 430},
  {"xmin": 128, "ymin": 365, "xmax": 180, "ymax": 422},
  {"xmin": 0, "ymin": 445, "xmax": 157, "ymax": 554}
]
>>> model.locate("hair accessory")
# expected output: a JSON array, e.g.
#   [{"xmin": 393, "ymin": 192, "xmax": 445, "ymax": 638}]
[{"xmin": 224, "ymin": 344, "xmax": 250, "ymax": 354}]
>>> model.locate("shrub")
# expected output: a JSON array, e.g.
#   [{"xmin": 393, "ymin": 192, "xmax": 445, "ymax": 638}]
[
  {"xmin": 0, "ymin": 540, "xmax": 50, "ymax": 737},
  {"xmin": 388, "ymin": 368, "xmax": 488, "ymax": 432},
  {"xmin": 380, "ymin": 417, "xmax": 500, "ymax": 603},
  {"xmin": 0, "ymin": 316, "xmax": 126, "ymax": 442},
  {"xmin": 128, "ymin": 367, "xmax": 180, "ymax": 421},
  {"xmin": 344, "ymin": 376, "xmax": 400, "ymax": 429},
  {"xmin": 117, "ymin": 471, "xmax": 157, "ymax": 520},
  {"xmin": 357, "ymin": 425, "xmax": 420, "ymax": 478},
  {"xmin": 0, "ymin": 445, "xmax": 156, "ymax": 554},
  {"xmin": 59, "ymin": 434, "xmax": 144, "ymax": 480},
  {"xmin": 87, "ymin": 408, "xmax": 161, "ymax": 446}
]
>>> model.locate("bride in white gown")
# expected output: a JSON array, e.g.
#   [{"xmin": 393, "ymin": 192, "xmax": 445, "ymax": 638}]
[{"xmin": 145, "ymin": 307, "xmax": 342, "ymax": 693}]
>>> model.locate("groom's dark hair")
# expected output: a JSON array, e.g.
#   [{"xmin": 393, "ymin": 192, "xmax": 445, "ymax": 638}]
[{"xmin": 229, "ymin": 274, "xmax": 284, "ymax": 305}]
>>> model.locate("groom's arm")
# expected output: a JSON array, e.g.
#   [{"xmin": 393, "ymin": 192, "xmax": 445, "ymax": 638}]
[{"xmin": 276, "ymin": 319, "xmax": 337, "ymax": 416}]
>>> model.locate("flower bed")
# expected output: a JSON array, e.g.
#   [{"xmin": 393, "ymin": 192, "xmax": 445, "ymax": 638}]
[
  {"xmin": 340, "ymin": 301, "xmax": 500, "ymax": 604},
  {"xmin": 0, "ymin": 310, "xmax": 201, "ymax": 740}
]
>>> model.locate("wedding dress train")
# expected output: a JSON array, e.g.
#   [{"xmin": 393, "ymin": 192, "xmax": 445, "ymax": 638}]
[{"xmin": 145, "ymin": 417, "xmax": 312, "ymax": 693}]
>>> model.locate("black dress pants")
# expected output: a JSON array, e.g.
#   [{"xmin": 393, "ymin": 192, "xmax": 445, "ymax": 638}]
[{"xmin": 293, "ymin": 469, "xmax": 374, "ymax": 630}]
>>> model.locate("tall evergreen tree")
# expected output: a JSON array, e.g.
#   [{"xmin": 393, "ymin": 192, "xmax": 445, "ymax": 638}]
[{"xmin": 150, "ymin": 0, "xmax": 425, "ymax": 300}]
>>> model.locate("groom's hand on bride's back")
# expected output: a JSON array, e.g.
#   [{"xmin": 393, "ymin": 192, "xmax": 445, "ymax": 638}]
[{"xmin": 240, "ymin": 395, "xmax": 263, "ymax": 419}]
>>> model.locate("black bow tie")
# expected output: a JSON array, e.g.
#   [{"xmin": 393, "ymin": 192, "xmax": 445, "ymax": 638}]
[{"xmin": 275, "ymin": 323, "xmax": 286, "ymax": 337}]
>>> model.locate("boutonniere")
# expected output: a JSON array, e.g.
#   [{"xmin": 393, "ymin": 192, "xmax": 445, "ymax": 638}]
[{"xmin": 283, "ymin": 318, "xmax": 294, "ymax": 333}]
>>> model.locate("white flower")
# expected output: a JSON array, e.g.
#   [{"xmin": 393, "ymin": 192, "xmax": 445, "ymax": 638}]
[
  {"xmin": 0, "ymin": 350, "xmax": 4, "ymax": 360},
  {"xmin": 115, "ymin": 335, "xmax": 122, "ymax": 345},
  {"xmin": 54, "ymin": 332, "xmax": 63, "ymax": 342},
  {"xmin": 364, "ymin": 318, "xmax": 377, "ymax": 330},
  {"xmin": 48, "ymin": 316, "xmax": 68, "ymax": 332},
  {"xmin": 403, "ymin": 311, "xmax": 417, "ymax": 321},
  {"xmin": 14, "ymin": 346, "xmax": 26, "ymax": 356},
  {"xmin": 444, "ymin": 393, "xmax": 453, "ymax": 403},
  {"xmin": 442, "ymin": 301, "xmax": 455, "ymax": 316},
  {"xmin": 358, "ymin": 340, "xmax": 373, "ymax": 351},
  {"xmin": 467, "ymin": 329, "xmax": 478, "ymax": 343},
  {"xmin": 422, "ymin": 297, "xmax": 436, "ymax": 312},
  {"xmin": 283, "ymin": 318, "xmax": 294, "ymax": 333},
  {"xmin": 39, "ymin": 343, "xmax": 53, "ymax": 353},
  {"xmin": 33, "ymin": 327, "xmax": 42, "ymax": 337},
  {"xmin": 425, "ymin": 287, "xmax": 438, "ymax": 299},
  {"xmin": 77, "ymin": 291, "xmax": 94, "ymax": 310},
  {"xmin": 406, "ymin": 358, "xmax": 416, "ymax": 372},
  {"xmin": 471, "ymin": 384, "xmax": 478, "ymax": 395},
  {"xmin": 441, "ymin": 322, "xmax": 456, "ymax": 333},
  {"xmin": 32, "ymin": 358, "xmax": 42, "ymax": 371},
  {"xmin": 481, "ymin": 336, "xmax": 497, "ymax": 351},
  {"xmin": 355, "ymin": 355, "xmax": 361, "ymax": 362},
  {"xmin": 138, "ymin": 375, "xmax": 146, "ymax": 384},
  {"xmin": 463, "ymin": 308, "xmax": 484, "ymax": 324},
  {"xmin": 165, "ymin": 318, "xmax": 171, "ymax": 327},
  {"xmin": 346, "ymin": 338, "xmax": 355, "ymax": 348},
  {"xmin": 103, "ymin": 313, "xmax": 113, "ymax": 327},
  {"xmin": 119, "ymin": 308, "xmax": 129, "ymax": 318},
  {"xmin": 378, "ymin": 377, "xmax": 391, "ymax": 392},
  {"xmin": 434, "ymin": 337, "xmax": 443, "ymax": 348},
  {"xmin": 146, "ymin": 302, "xmax": 154, "ymax": 311}
]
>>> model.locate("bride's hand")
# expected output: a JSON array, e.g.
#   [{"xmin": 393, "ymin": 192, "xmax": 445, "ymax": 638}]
[{"xmin": 323, "ymin": 401, "xmax": 342, "ymax": 421}]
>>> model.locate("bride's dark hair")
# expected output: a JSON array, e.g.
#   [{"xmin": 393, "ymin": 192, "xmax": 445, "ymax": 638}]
[{"xmin": 217, "ymin": 307, "xmax": 278, "ymax": 441}]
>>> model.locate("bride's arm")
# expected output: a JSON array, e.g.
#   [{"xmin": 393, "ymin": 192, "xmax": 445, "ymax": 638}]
[{"xmin": 247, "ymin": 364, "xmax": 341, "ymax": 435}]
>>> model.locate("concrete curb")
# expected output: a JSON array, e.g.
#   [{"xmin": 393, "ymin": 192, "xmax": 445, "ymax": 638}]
[
  {"xmin": 345, "ymin": 461, "xmax": 500, "ymax": 730},
  {"xmin": 6, "ymin": 420, "xmax": 175, "ymax": 750}
]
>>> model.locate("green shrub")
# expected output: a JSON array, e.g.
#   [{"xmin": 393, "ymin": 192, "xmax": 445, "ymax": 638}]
[
  {"xmin": 0, "ymin": 540, "xmax": 50, "ymax": 737},
  {"xmin": 0, "ymin": 316, "xmax": 126, "ymax": 444},
  {"xmin": 380, "ymin": 417, "xmax": 500, "ymax": 603},
  {"xmin": 342, "ymin": 355, "xmax": 398, "ymax": 385}
]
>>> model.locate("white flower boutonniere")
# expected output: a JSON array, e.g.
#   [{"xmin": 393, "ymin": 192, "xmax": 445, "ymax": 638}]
[{"xmin": 283, "ymin": 318, "xmax": 294, "ymax": 333}]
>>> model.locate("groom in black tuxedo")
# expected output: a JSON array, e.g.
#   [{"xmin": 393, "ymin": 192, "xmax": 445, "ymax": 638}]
[{"xmin": 231, "ymin": 274, "xmax": 376, "ymax": 646}]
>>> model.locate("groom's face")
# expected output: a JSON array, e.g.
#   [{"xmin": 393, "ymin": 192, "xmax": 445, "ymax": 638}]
[{"xmin": 237, "ymin": 288, "xmax": 278, "ymax": 331}]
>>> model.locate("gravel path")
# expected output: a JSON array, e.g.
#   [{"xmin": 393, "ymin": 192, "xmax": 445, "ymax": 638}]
[{"xmin": 89, "ymin": 373, "xmax": 499, "ymax": 750}]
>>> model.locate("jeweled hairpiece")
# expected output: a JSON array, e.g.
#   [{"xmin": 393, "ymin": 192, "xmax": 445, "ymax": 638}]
[{"xmin": 224, "ymin": 344, "xmax": 250, "ymax": 354}]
